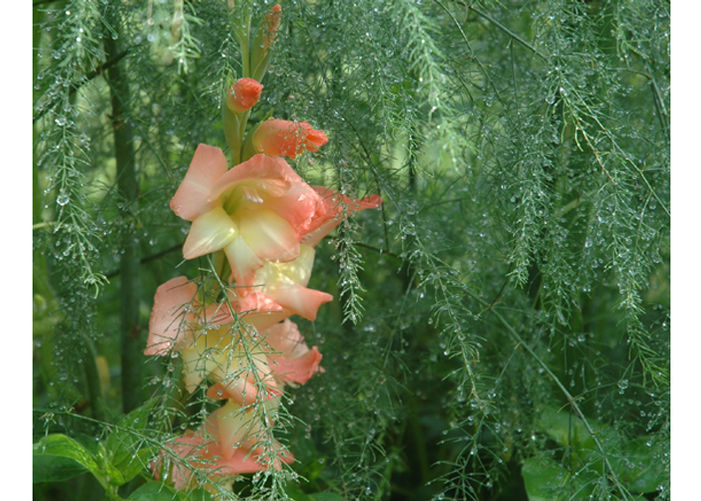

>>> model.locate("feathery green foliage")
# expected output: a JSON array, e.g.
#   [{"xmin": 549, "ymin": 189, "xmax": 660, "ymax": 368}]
[{"xmin": 34, "ymin": 1, "xmax": 669, "ymax": 500}]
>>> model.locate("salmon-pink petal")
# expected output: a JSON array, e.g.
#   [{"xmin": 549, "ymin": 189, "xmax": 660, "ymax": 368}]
[
  {"xmin": 223, "ymin": 236, "xmax": 263, "ymax": 286},
  {"xmin": 212, "ymin": 154, "xmax": 302, "ymax": 202},
  {"xmin": 232, "ymin": 290, "xmax": 292, "ymax": 330},
  {"xmin": 202, "ymin": 302, "xmax": 234, "ymax": 326},
  {"xmin": 262, "ymin": 183, "xmax": 325, "ymax": 236},
  {"xmin": 263, "ymin": 318, "xmax": 307, "ymax": 358},
  {"xmin": 183, "ymin": 207, "xmax": 238, "ymax": 259},
  {"xmin": 152, "ymin": 431, "xmax": 206, "ymax": 491},
  {"xmin": 206, "ymin": 381, "xmax": 246, "ymax": 402},
  {"xmin": 303, "ymin": 187, "xmax": 383, "ymax": 246},
  {"xmin": 237, "ymin": 290, "xmax": 286, "ymax": 314},
  {"xmin": 267, "ymin": 284, "xmax": 333, "ymax": 321},
  {"xmin": 237, "ymin": 208, "xmax": 300, "ymax": 263},
  {"xmin": 206, "ymin": 401, "xmax": 264, "ymax": 459},
  {"xmin": 213, "ymin": 371, "xmax": 259, "ymax": 408},
  {"xmin": 170, "ymin": 144, "xmax": 228, "ymax": 221},
  {"xmin": 214, "ymin": 447, "xmax": 267, "ymax": 475},
  {"xmin": 269, "ymin": 346, "xmax": 323, "ymax": 384},
  {"xmin": 145, "ymin": 277, "xmax": 197, "ymax": 356}
]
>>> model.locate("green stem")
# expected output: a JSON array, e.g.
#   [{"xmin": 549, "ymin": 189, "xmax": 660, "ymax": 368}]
[
  {"xmin": 80, "ymin": 332, "xmax": 107, "ymax": 421},
  {"xmin": 223, "ymin": 106, "xmax": 240, "ymax": 163},
  {"xmin": 239, "ymin": 5, "xmax": 252, "ymax": 78},
  {"xmin": 103, "ymin": 4, "xmax": 142, "ymax": 413}
]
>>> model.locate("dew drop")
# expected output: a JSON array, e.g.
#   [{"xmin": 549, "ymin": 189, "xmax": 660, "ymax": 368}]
[
  {"xmin": 56, "ymin": 193, "xmax": 70, "ymax": 206},
  {"xmin": 617, "ymin": 378, "xmax": 629, "ymax": 394}
]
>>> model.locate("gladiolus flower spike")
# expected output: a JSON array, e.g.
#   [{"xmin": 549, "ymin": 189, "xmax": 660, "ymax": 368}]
[{"xmin": 144, "ymin": 2, "xmax": 382, "ymax": 490}]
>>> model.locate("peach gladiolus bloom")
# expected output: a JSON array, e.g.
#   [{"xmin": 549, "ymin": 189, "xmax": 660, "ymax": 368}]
[
  {"xmin": 226, "ymin": 78, "xmax": 263, "ymax": 113},
  {"xmin": 170, "ymin": 145, "xmax": 327, "ymax": 284},
  {"xmin": 151, "ymin": 430, "xmax": 265, "ymax": 490},
  {"xmin": 145, "ymin": 276, "xmax": 296, "ymax": 357},
  {"xmin": 151, "ymin": 404, "xmax": 293, "ymax": 490},
  {"xmin": 252, "ymin": 119, "xmax": 328, "ymax": 159}
]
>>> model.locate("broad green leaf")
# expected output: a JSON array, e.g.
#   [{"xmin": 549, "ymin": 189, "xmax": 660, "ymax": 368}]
[
  {"xmin": 538, "ymin": 407, "xmax": 596, "ymax": 451},
  {"xmin": 309, "ymin": 492, "xmax": 346, "ymax": 501},
  {"xmin": 105, "ymin": 401, "xmax": 156, "ymax": 484},
  {"xmin": 286, "ymin": 484, "xmax": 345, "ymax": 501},
  {"xmin": 521, "ymin": 456, "xmax": 565, "ymax": 501},
  {"xmin": 128, "ymin": 481, "xmax": 178, "ymax": 501},
  {"xmin": 286, "ymin": 484, "xmax": 313, "ymax": 501},
  {"xmin": 613, "ymin": 437, "xmax": 668, "ymax": 494},
  {"xmin": 129, "ymin": 481, "xmax": 215, "ymax": 501},
  {"xmin": 33, "ymin": 454, "xmax": 87, "ymax": 483},
  {"xmin": 33, "ymin": 433, "xmax": 100, "ymax": 481},
  {"xmin": 181, "ymin": 488, "xmax": 216, "ymax": 501},
  {"xmin": 522, "ymin": 455, "xmax": 600, "ymax": 500},
  {"xmin": 95, "ymin": 441, "xmax": 128, "ymax": 486}
]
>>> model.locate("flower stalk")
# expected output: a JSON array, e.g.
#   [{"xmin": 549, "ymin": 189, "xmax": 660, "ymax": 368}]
[{"xmin": 144, "ymin": 3, "xmax": 381, "ymax": 492}]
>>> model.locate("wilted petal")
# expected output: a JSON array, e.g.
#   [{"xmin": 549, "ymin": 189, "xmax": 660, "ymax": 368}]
[
  {"xmin": 170, "ymin": 144, "xmax": 229, "ymax": 221},
  {"xmin": 183, "ymin": 207, "xmax": 238, "ymax": 259}
]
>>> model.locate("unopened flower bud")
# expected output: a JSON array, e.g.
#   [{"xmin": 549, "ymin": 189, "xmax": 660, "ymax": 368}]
[
  {"xmin": 262, "ymin": 4, "xmax": 282, "ymax": 51},
  {"xmin": 252, "ymin": 118, "xmax": 328, "ymax": 159},
  {"xmin": 226, "ymin": 78, "xmax": 263, "ymax": 113}
]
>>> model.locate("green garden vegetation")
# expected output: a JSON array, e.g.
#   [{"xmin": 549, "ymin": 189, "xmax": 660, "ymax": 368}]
[{"xmin": 33, "ymin": 1, "xmax": 669, "ymax": 499}]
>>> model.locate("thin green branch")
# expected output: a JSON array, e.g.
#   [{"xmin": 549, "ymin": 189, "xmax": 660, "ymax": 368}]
[
  {"xmin": 468, "ymin": 5, "xmax": 547, "ymax": 61},
  {"xmin": 33, "ymin": 48, "xmax": 131, "ymax": 124},
  {"xmin": 465, "ymin": 293, "xmax": 634, "ymax": 500}
]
